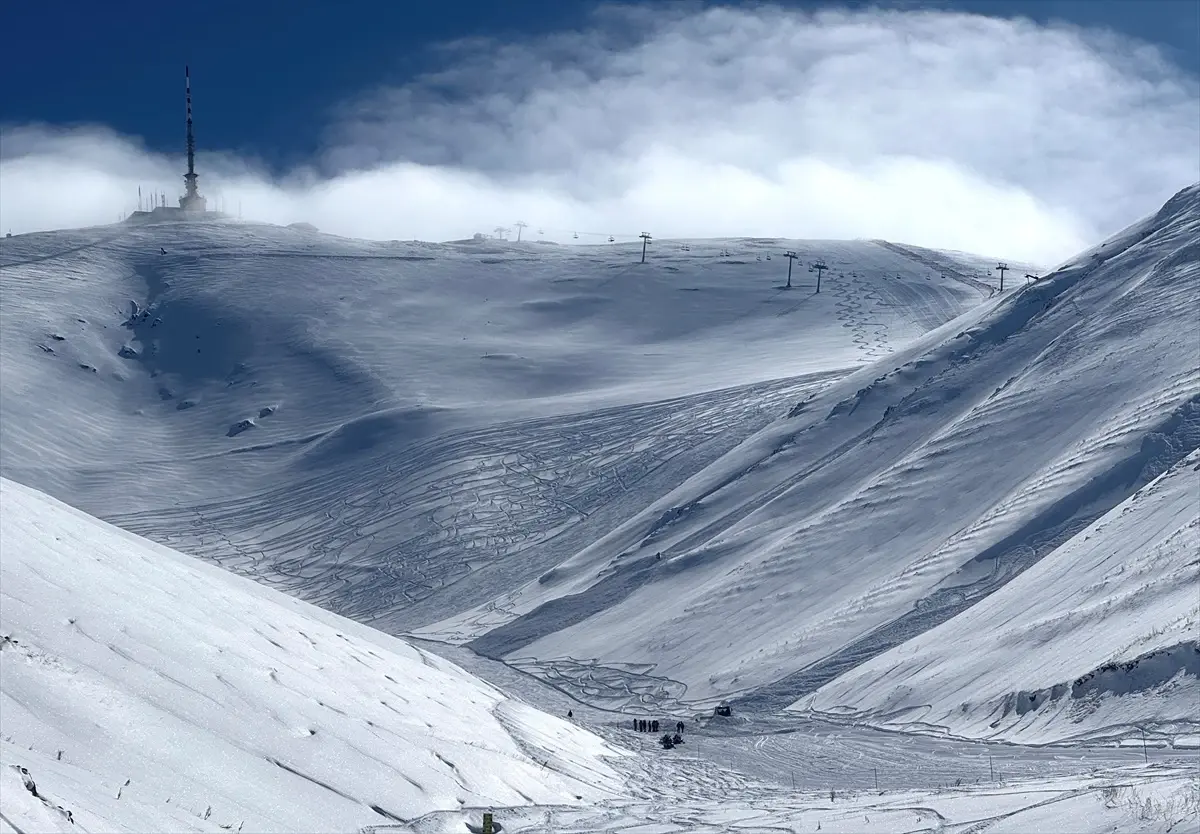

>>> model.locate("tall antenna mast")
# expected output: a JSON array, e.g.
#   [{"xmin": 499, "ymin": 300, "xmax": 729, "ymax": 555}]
[
  {"xmin": 180, "ymin": 65, "xmax": 206, "ymax": 212},
  {"xmin": 185, "ymin": 66, "xmax": 196, "ymax": 185}
]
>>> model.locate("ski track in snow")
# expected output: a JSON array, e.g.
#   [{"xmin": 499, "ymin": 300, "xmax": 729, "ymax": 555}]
[{"xmin": 107, "ymin": 372, "xmax": 834, "ymax": 632}]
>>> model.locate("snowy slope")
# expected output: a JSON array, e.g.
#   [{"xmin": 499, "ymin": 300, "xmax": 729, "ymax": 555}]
[
  {"xmin": 428, "ymin": 184, "xmax": 1200, "ymax": 734},
  {"xmin": 0, "ymin": 477, "xmax": 627, "ymax": 833},
  {"xmin": 9, "ymin": 482, "xmax": 1189, "ymax": 833},
  {"xmin": 0, "ymin": 221, "xmax": 995, "ymax": 633},
  {"xmin": 794, "ymin": 448, "xmax": 1200, "ymax": 744},
  {"xmin": 0, "ymin": 223, "xmax": 996, "ymax": 506}
]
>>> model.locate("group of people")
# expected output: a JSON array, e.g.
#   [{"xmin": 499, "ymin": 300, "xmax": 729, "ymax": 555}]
[{"xmin": 632, "ymin": 718, "xmax": 686, "ymax": 735}]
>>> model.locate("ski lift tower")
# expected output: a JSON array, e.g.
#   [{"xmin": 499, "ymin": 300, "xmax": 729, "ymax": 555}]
[
  {"xmin": 783, "ymin": 251, "xmax": 798, "ymax": 288},
  {"xmin": 995, "ymin": 262, "xmax": 1010, "ymax": 292},
  {"xmin": 812, "ymin": 259, "xmax": 828, "ymax": 293},
  {"xmin": 639, "ymin": 232, "xmax": 653, "ymax": 264}
]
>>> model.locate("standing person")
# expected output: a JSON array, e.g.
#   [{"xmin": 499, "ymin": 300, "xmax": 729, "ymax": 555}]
[{"xmin": 632, "ymin": 718, "xmax": 638, "ymax": 731}]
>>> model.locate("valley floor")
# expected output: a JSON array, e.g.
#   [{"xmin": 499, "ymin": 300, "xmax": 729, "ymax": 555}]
[
  {"xmin": 382, "ymin": 766, "xmax": 1199, "ymax": 834},
  {"xmin": 398, "ymin": 639, "xmax": 1199, "ymax": 833}
]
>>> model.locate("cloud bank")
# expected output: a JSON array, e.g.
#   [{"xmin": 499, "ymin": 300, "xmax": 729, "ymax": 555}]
[{"xmin": 2, "ymin": 5, "xmax": 1197, "ymax": 264}]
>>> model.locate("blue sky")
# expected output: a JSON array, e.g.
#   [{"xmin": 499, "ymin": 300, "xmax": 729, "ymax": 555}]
[
  {"xmin": 2, "ymin": 0, "xmax": 1196, "ymax": 164},
  {"xmin": 2, "ymin": 0, "xmax": 592, "ymax": 166},
  {"xmin": 1, "ymin": 1, "xmax": 1197, "ymax": 261}
]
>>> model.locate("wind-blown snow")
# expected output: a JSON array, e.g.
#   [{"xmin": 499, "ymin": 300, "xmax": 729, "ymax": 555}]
[
  {"xmin": 0, "ymin": 223, "xmax": 997, "ymax": 503},
  {"xmin": 0, "ymin": 478, "xmax": 626, "ymax": 833}
]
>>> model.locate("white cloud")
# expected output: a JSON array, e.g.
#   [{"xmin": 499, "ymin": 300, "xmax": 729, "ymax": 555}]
[{"xmin": 2, "ymin": 5, "xmax": 1197, "ymax": 264}]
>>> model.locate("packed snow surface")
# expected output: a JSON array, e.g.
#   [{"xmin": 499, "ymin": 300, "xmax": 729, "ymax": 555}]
[{"xmin": 384, "ymin": 767, "xmax": 1199, "ymax": 833}]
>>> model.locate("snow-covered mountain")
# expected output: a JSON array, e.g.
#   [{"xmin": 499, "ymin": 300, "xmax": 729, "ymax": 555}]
[
  {"xmin": 0, "ymin": 477, "xmax": 626, "ymax": 833},
  {"xmin": 423, "ymin": 184, "xmax": 1200, "ymax": 742},
  {"xmin": 1, "ymin": 183, "xmax": 1196, "ymax": 789}
]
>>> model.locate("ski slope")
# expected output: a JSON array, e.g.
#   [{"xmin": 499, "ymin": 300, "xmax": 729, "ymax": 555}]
[
  {"xmin": 0, "ymin": 477, "xmax": 627, "ymax": 833},
  {"xmin": 0, "ymin": 221, "xmax": 997, "ymax": 632},
  {"xmin": 424, "ymin": 184, "xmax": 1200, "ymax": 744}
]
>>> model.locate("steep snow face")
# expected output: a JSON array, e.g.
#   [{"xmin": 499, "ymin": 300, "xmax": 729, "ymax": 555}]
[
  {"xmin": 794, "ymin": 449, "xmax": 1200, "ymax": 744},
  {"xmin": 0, "ymin": 478, "xmax": 627, "ymax": 834},
  {"xmin": 435, "ymin": 185, "xmax": 1200, "ymax": 728}
]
